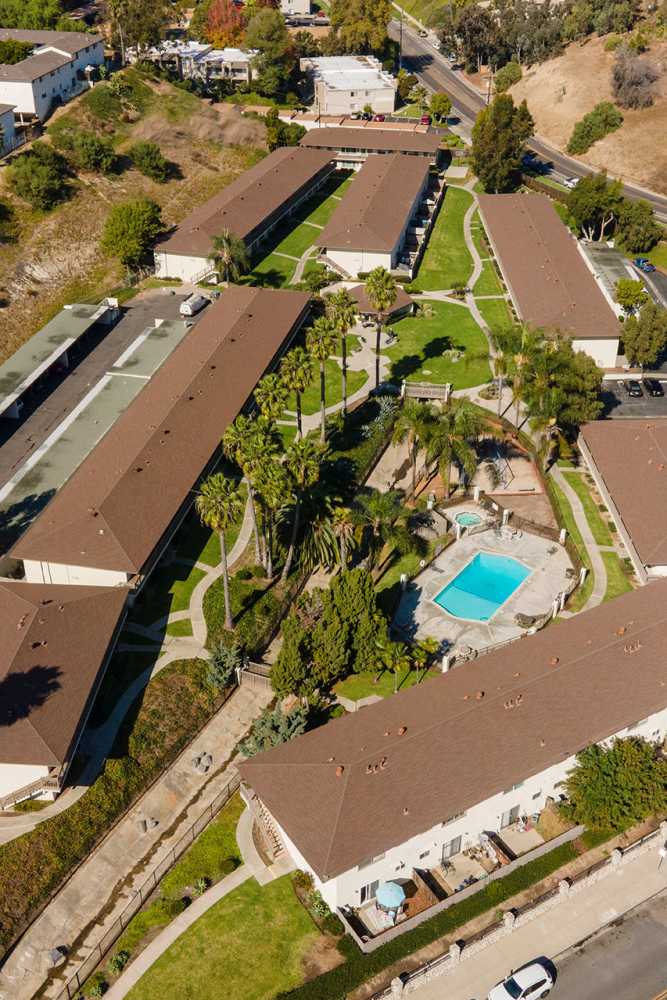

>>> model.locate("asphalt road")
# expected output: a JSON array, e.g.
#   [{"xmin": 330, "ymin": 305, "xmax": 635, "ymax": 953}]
[
  {"xmin": 555, "ymin": 891, "xmax": 667, "ymax": 1000},
  {"xmin": 389, "ymin": 20, "xmax": 667, "ymax": 225}
]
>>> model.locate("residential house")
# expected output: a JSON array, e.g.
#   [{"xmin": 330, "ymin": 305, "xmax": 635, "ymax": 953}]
[
  {"xmin": 129, "ymin": 41, "xmax": 256, "ymax": 88},
  {"xmin": 281, "ymin": 0, "xmax": 312, "ymax": 14},
  {"xmin": 300, "ymin": 56, "xmax": 397, "ymax": 117},
  {"xmin": 300, "ymin": 126, "xmax": 442, "ymax": 169}
]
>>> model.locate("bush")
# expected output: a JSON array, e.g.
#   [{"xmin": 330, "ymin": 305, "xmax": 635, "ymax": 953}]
[
  {"xmin": 604, "ymin": 33, "xmax": 622, "ymax": 51},
  {"xmin": 236, "ymin": 567, "xmax": 253, "ymax": 580},
  {"xmin": 128, "ymin": 140, "xmax": 171, "ymax": 182},
  {"xmin": 100, "ymin": 198, "xmax": 163, "ymax": 269},
  {"xmin": 0, "ymin": 39, "xmax": 32, "ymax": 63},
  {"xmin": 293, "ymin": 869, "xmax": 315, "ymax": 892},
  {"xmin": 192, "ymin": 876, "xmax": 210, "ymax": 897},
  {"xmin": 322, "ymin": 912, "xmax": 345, "ymax": 935},
  {"xmin": 203, "ymin": 573, "xmax": 283, "ymax": 655},
  {"xmin": 7, "ymin": 142, "xmax": 69, "ymax": 210},
  {"xmin": 85, "ymin": 972, "xmax": 109, "ymax": 997},
  {"xmin": 494, "ymin": 61, "xmax": 522, "ymax": 93},
  {"xmin": 567, "ymin": 102, "xmax": 623, "ymax": 154},
  {"xmin": 49, "ymin": 122, "xmax": 117, "ymax": 174},
  {"xmin": 612, "ymin": 48, "xmax": 659, "ymax": 109},
  {"xmin": 108, "ymin": 949, "xmax": 130, "ymax": 975}
]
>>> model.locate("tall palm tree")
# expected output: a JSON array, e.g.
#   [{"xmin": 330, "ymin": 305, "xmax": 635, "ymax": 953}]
[
  {"xmin": 195, "ymin": 474, "xmax": 243, "ymax": 631},
  {"xmin": 223, "ymin": 415, "xmax": 279, "ymax": 566},
  {"xmin": 492, "ymin": 350, "xmax": 508, "ymax": 418},
  {"xmin": 391, "ymin": 400, "xmax": 435, "ymax": 497},
  {"xmin": 306, "ymin": 317, "xmax": 338, "ymax": 444},
  {"xmin": 378, "ymin": 638, "xmax": 413, "ymax": 693},
  {"xmin": 254, "ymin": 373, "xmax": 288, "ymax": 422},
  {"xmin": 212, "ymin": 229, "xmax": 249, "ymax": 284},
  {"xmin": 365, "ymin": 267, "xmax": 398, "ymax": 389},
  {"xmin": 254, "ymin": 457, "xmax": 289, "ymax": 580},
  {"xmin": 280, "ymin": 347, "xmax": 313, "ymax": 439},
  {"xmin": 325, "ymin": 288, "xmax": 357, "ymax": 416},
  {"xmin": 352, "ymin": 489, "xmax": 421, "ymax": 572},
  {"xmin": 331, "ymin": 505, "xmax": 356, "ymax": 571},
  {"xmin": 281, "ymin": 437, "xmax": 323, "ymax": 581},
  {"xmin": 425, "ymin": 399, "xmax": 491, "ymax": 498}
]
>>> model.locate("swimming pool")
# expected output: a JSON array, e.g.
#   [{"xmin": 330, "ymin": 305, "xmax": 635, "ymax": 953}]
[
  {"xmin": 455, "ymin": 511, "xmax": 482, "ymax": 527},
  {"xmin": 434, "ymin": 552, "xmax": 531, "ymax": 621}
]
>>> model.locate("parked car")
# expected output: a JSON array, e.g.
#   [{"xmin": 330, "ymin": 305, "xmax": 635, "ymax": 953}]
[
  {"xmin": 563, "ymin": 176, "xmax": 580, "ymax": 189},
  {"xmin": 488, "ymin": 963, "xmax": 554, "ymax": 1000},
  {"xmin": 374, "ymin": 113, "xmax": 386, "ymax": 122},
  {"xmin": 361, "ymin": 111, "xmax": 373, "ymax": 121},
  {"xmin": 634, "ymin": 257, "xmax": 657, "ymax": 273},
  {"xmin": 625, "ymin": 379, "xmax": 644, "ymax": 397},
  {"xmin": 644, "ymin": 378, "xmax": 664, "ymax": 397},
  {"xmin": 179, "ymin": 293, "xmax": 209, "ymax": 317},
  {"xmin": 420, "ymin": 114, "xmax": 432, "ymax": 125}
]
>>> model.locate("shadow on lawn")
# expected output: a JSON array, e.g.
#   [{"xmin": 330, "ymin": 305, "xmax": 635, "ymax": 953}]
[{"xmin": 390, "ymin": 335, "xmax": 453, "ymax": 381}]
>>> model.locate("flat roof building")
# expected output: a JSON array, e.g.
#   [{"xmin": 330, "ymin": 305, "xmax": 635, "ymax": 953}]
[
  {"xmin": 154, "ymin": 147, "xmax": 334, "ymax": 282},
  {"xmin": 301, "ymin": 56, "xmax": 396, "ymax": 117},
  {"xmin": 12, "ymin": 286, "xmax": 311, "ymax": 588},
  {"xmin": 300, "ymin": 125, "xmax": 442, "ymax": 167},
  {"xmin": 477, "ymin": 194, "xmax": 621, "ymax": 369}
]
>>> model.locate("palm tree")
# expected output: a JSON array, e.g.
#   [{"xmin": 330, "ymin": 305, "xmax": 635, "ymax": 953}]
[
  {"xmin": 325, "ymin": 288, "xmax": 357, "ymax": 416},
  {"xmin": 212, "ymin": 229, "xmax": 249, "ymax": 284},
  {"xmin": 378, "ymin": 638, "xmax": 412, "ymax": 693},
  {"xmin": 331, "ymin": 505, "xmax": 356, "ymax": 571},
  {"xmin": 391, "ymin": 400, "xmax": 435, "ymax": 497},
  {"xmin": 306, "ymin": 317, "xmax": 338, "ymax": 444},
  {"xmin": 353, "ymin": 489, "xmax": 421, "ymax": 572},
  {"xmin": 280, "ymin": 347, "xmax": 313, "ymax": 439},
  {"xmin": 365, "ymin": 267, "xmax": 398, "ymax": 389},
  {"xmin": 254, "ymin": 457, "xmax": 289, "ymax": 580},
  {"xmin": 195, "ymin": 474, "xmax": 243, "ymax": 631},
  {"xmin": 425, "ymin": 399, "xmax": 491, "ymax": 498},
  {"xmin": 254, "ymin": 373, "xmax": 288, "ymax": 422},
  {"xmin": 492, "ymin": 350, "xmax": 509, "ymax": 418},
  {"xmin": 297, "ymin": 494, "xmax": 339, "ymax": 574},
  {"xmin": 281, "ymin": 437, "xmax": 324, "ymax": 581},
  {"xmin": 411, "ymin": 635, "xmax": 440, "ymax": 682},
  {"xmin": 223, "ymin": 415, "xmax": 279, "ymax": 566}
]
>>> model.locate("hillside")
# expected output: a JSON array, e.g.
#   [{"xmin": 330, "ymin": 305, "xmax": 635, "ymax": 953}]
[
  {"xmin": 510, "ymin": 35, "xmax": 667, "ymax": 194},
  {"xmin": 0, "ymin": 70, "xmax": 266, "ymax": 362}
]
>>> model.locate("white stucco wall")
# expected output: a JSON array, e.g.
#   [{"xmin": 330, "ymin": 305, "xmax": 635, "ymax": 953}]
[
  {"xmin": 268, "ymin": 705, "xmax": 667, "ymax": 911},
  {"xmin": 326, "ymin": 248, "xmax": 393, "ymax": 278},
  {"xmin": 23, "ymin": 559, "xmax": 130, "ymax": 588},
  {"xmin": 572, "ymin": 337, "xmax": 619, "ymax": 369},
  {"xmin": 0, "ymin": 763, "xmax": 51, "ymax": 801},
  {"xmin": 281, "ymin": 0, "xmax": 312, "ymax": 13},
  {"xmin": 0, "ymin": 80, "xmax": 38, "ymax": 117},
  {"xmin": 154, "ymin": 250, "xmax": 213, "ymax": 282},
  {"xmin": 315, "ymin": 82, "xmax": 396, "ymax": 116},
  {"xmin": 0, "ymin": 107, "xmax": 16, "ymax": 152}
]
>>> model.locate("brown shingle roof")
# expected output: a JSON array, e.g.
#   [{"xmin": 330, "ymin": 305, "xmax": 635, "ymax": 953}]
[
  {"xmin": 0, "ymin": 29, "xmax": 102, "ymax": 55},
  {"xmin": 300, "ymin": 126, "xmax": 441, "ymax": 157},
  {"xmin": 240, "ymin": 579, "xmax": 667, "ymax": 879},
  {"xmin": 317, "ymin": 154, "xmax": 429, "ymax": 253},
  {"xmin": 477, "ymin": 193, "xmax": 620, "ymax": 342},
  {"xmin": 12, "ymin": 286, "xmax": 310, "ymax": 574},
  {"xmin": 158, "ymin": 147, "xmax": 334, "ymax": 258},
  {"xmin": 348, "ymin": 283, "xmax": 413, "ymax": 317},
  {"xmin": 0, "ymin": 50, "xmax": 71, "ymax": 82},
  {"xmin": 581, "ymin": 419, "xmax": 667, "ymax": 566},
  {"xmin": 0, "ymin": 581, "xmax": 127, "ymax": 766}
]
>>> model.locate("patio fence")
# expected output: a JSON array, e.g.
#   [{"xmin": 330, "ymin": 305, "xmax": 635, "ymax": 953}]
[
  {"xmin": 54, "ymin": 774, "xmax": 241, "ymax": 1000},
  {"xmin": 337, "ymin": 823, "xmax": 585, "ymax": 954},
  {"xmin": 369, "ymin": 821, "xmax": 667, "ymax": 994}
]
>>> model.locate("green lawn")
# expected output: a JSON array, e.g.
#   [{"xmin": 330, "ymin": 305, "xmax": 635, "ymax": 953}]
[
  {"xmin": 473, "ymin": 260, "xmax": 504, "ymax": 297},
  {"xmin": 165, "ymin": 619, "xmax": 194, "ymax": 637},
  {"xmin": 272, "ymin": 222, "xmax": 319, "ymax": 259},
  {"xmin": 334, "ymin": 666, "xmax": 438, "ymax": 701},
  {"xmin": 286, "ymin": 358, "xmax": 368, "ymax": 415},
  {"xmin": 411, "ymin": 186, "xmax": 474, "ymax": 291},
  {"xmin": 477, "ymin": 296, "xmax": 513, "ymax": 333},
  {"xmin": 394, "ymin": 102, "xmax": 422, "ymax": 117},
  {"xmin": 247, "ymin": 253, "xmax": 297, "ymax": 288},
  {"xmin": 548, "ymin": 477, "xmax": 593, "ymax": 613},
  {"xmin": 126, "ymin": 876, "xmax": 321, "ymax": 1000},
  {"xmin": 649, "ymin": 241, "xmax": 667, "ymax": 272},
  {"xmin": 562, "ymin": 472, "xmax": 613, "ymax": 546},
  {"xmin": 601, "ymin": 551, "xmax": 634, "ymax": 602},
  {"xmin": 130, "ymin": 564, "xmax": 207, "ymax": 628},
  {"xmin": 386, "ymin": 300, "xmax": 491, "ymax": 388},
  {"xmin": 470, "ymin": 211, "xmax": 488, "ymax": 256}
]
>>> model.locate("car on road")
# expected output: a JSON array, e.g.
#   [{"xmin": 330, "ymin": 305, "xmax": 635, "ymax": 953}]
[
  {"xmin": 644, "ymin": 378, "xmax": 664, "ymax": 397},
  {"xmin": 374, "ymin": 113, "xmax": 386, "ymax": 122},
  {"xmin": 563, "ymin": 176, "xmax": 580, "ymax": 189},
  {"xmin": 420, "ymin": 113, "xmax": 432, "ymax": 125},
  {"xmin": 418, "ymin": 28, "xmax": 428, "ymax": 36},
  {"xmin": 179, "ymin": 293, "xmax": 209, "ymax": 318},
  {"xmin": 625, "ymin": 379, "xmax": 644, "ymax": 397},
  {"xmin": 634, "ymin": 257, "xmax": 657, "ymax": 273},
  {"xmin": 488, "ymin": 962, "xmax": 554, "ymax": 1000},
  {"xmin": 522, "ymin": 152, "xmax": 537, "ymax": 167}
]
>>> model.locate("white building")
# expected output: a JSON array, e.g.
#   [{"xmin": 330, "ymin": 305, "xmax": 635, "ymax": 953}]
[
  {"xmin": 0, "ymin": 103, "xmax": 16, "ymax": 153},
  {"xmin": 0, "ymin": 29, "xmax": 104, "ymax": 121},
  {"xmin": 129, "ymin": 40, "xmax": 256, "ymax": 87},
  {"xmin": 240, "ymin": 580, "xmax": 667, "ymax": 925},
  {"xmin": 300, "ymin": 55, "xmax": 396, "ymax": 117},
  {"xmin": 281, "ymin": 0, "xmax": 312, "ymax": 14}
]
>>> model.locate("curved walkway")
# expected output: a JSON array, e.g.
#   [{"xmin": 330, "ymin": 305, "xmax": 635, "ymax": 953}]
[{"xmin": 550, "ymin": 465, "xmax": 607, "ymax": 611}]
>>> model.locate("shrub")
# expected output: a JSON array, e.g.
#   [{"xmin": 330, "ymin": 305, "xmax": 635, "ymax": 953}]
[
  {"xmin": 322, "ymin": 912, "xmax": 345, "ymax": 935},
  {"xmin": 567, "ymin": 102, "xmax": 623, "ymax": 154},
  {"xmin": 100, "ymin": 198, "xmax": 163, "ymax": 269},
  {"xmin": 494, "ymin": 61, "xmax": 522, "ymax": 93},
  {"xmin": 236, "ymin": 567, "xmax": 253, "ymax": 580},
  {"xmin": 49, "ymin": 122, "xmax": 117, "ymax": 174},
  {"xmin": 7, "ymin": 142, "xmax": 69, "ymax": 210},
  {"xmin": 309, "ymin": 890, "xmax": 331, "ymax": 918},
  {"xmin": 293, "ymin": 869, "xmax": 315, "ymax": 892},
  {"xmin": 207, "ymin": 641, "xmax": 241, "ymax": 689},
  {"xmin": 128, "ymin": 140, "xmax": 171, "ymax": 182},
  {"xmin": 604, "ymin": 33, "xmax": 622, "ymax": 50},
  {"xmin": 83, "ymin": 83, "xmax": 122, "ymax": 121},
  {"xmin": 612, "ymin": 48, "xmax": 659, "ymax": 109},
  {"xmin": 192, "ymin": 876, "xmax": 210, "ymax": 897},
  {"xmin": 0, "ymin": 39, "xmax": 32, "ymax": 63},
  {"xmin": 85, "ymin": 972, "xmax": 109, "ymax": 997},
  {"xmin": 108, "ymin": 949, "xmax": 130, "ymax": 975}
]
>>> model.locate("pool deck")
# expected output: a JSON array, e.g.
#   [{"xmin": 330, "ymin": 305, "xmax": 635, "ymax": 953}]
[{"xmin": 393, "ymin": 505, "xmax": 573, "ymax": 656}]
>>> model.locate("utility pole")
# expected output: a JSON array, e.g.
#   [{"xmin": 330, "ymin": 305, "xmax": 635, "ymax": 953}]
[{"xmin": 398, "ymin": 8, "xmax": 403, "ymax": 73}]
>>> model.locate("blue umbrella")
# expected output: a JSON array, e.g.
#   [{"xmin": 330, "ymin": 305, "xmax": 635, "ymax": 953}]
[{"xmin": 375, "ymin": 881, "xmax": 406, "ymax": 911}]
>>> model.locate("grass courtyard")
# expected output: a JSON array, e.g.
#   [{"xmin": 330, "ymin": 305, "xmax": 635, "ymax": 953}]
[
  {"xmin": 410, "ymin": 186, "xmax": 474, "ymax": 292},
  {"xmin": 477, "ymin": 296, "xmax": 513, "ymax": 332},
  {"xmin": 473, "ymin": 260, "xmax": 504, "ymax": 297},
  {"xmin": 334, "ymin": 666, "xmax": 438, "ymax": 702},
  {"xmin": 385, "ymin": 300, "xmax": 492, "ymax": 389},
  {"xmin": 285, "ymin": 358, "xmax": 368, "ymax": 416}
]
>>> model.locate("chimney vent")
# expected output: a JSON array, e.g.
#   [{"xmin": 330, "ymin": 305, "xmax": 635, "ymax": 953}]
[{"xmin": 335, "ymin": 765, "xmax": 344, "ymax": 777}]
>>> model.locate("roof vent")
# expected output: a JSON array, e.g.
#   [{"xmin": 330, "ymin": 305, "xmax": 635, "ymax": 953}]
[
  {"xmin": 403, "ymin": 807, "xmax": 409, "ymax": 815},
  {"xmin": 624, "ymin": 640, "xmax": 642, "ymax": 655},
  {"xmin": 549, "ymin": 656, "xmax": 559, "ymax": 666},
  {"xmin": 135, "ymin": 467, "xmax": 143, "ymax": 473},
  {"xmin": 384, "ymin": 730, "xmax": 391, "ymax": 737},
  {"xmin": 540, "ymin": 739, "xmax": 546, "ymax": 747},
  {"xmin": 40, "ymin": 599, "xmax": 53, "ymax": 606},
  {"xmin": 327, "ymin": 756, "xmax": 335, "ymax": 762},
  {"xmin": 475, "ymin": 691, "xmax": 484, "ymax": 701},
  {"xmin": 335, "ymin": 765, "xmax": 344, "ymax": 777},
  {"xmin": 398, "ymin": 726, "xmax": 407, "ymax": 736},
  {"xmin": 31, "ymin": 640, "xmax": 47, "ymax": 649}
]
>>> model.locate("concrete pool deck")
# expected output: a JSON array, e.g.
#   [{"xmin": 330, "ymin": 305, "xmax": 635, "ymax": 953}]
[{"xmin": 393, "ymin": 504, "xmax": 574, "ymax": 655}]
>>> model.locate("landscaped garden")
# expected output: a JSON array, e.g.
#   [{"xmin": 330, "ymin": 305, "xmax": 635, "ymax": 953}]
[
  {"xmin": 410, "ymin": 186, "xmax": 474, "ymax": 291},
  {"xmin": 285, "ymin": 358, "xmax": 368, "ymax": 416},
  {"xmin": 476, "ymin": 296, "xmax": 513, "ymax": 332},
  {"xmin": 334, "ymin": 665, "xmax": 438, "ymax": 702}
]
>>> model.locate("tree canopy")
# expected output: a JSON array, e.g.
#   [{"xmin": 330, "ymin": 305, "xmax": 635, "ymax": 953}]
[
  {"xmin": 621, "ymin": 302, "xmax": 667, "ymax": 368},
  {"xmin": 100, "ymin": 198, "xmax": 163, "ymax": 268},
  {"xmin": 328, "ymin": 0, "xmax": 392, "ymax": 54},
  {"xmin": 472, "ymin": 94, "xmax": 534, "ymax": 193},
  {"xmin": 566, "ymin": 172, "xmax": 624, "ymax": 241},
  {"xmin": 245, "ymin": 7, "xmax": 294, "ymax": 96}
]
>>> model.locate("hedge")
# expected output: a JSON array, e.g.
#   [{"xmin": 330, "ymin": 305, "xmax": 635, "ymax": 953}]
[{"xmin": 275, "ymin": 842, "xmax": 577, "ymax": 999}]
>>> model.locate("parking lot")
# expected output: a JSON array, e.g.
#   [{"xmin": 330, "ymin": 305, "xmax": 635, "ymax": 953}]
[{"xmin": 601, "ymin": 378, "xmax": 667, "ymax": 418}]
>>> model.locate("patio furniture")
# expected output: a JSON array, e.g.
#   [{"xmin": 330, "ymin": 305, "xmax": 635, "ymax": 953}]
[{"xmin": 375, "ymin": 881, "xmax": 406, "ymax": 924}]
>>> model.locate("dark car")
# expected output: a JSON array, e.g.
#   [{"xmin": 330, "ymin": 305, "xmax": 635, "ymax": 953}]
[
  {"xmin": 634, "ymin": 257, "xmax": 657, "ymax": 273},
  {"xmin": 625, "ymin": 379, "xmax": 643, "ymax": 397},
  {"xmin": 644, "ymin": 378, "xmax": 664, "ymax": 397},
  {"xmin": 374, "ymin": 113, "xmax": 386, "ymax": 122}
]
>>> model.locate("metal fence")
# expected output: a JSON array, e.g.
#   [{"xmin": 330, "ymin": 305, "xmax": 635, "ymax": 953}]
[{"xmin": 55, "ymin": 774, "xmax": 241, "ymax": 1000}]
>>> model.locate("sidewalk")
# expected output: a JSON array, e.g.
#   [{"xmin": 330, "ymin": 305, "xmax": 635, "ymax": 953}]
[
  {"xmin": 408, "ymin": 843, "xmax": 667, "ymax": 999},
  {"xmin": 550, "ymin": 465, "xmax": 607, "ymax": 610}
]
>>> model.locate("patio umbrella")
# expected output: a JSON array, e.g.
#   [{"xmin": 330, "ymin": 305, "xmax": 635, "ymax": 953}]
[{"xmin": 375, "ymin": 881, "xmax": 406, "ymax": 912}]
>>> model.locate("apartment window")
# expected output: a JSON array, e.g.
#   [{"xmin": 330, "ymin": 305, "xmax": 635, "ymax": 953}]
[
  {"xmin": 653, "ymin": 730, "xmax": 661, "ymax": 740},
  {"xmin": 360, "ymin": 880, "xmax": 379, "ymax": 904},
  {"xmin": 441, "ymin": 811, "xmax": 466, "ymax": 827},
  {"xmin": 532, "ymin": 790, "xmax": 542, "ymax": 800},
  {"xmin": 418, "ymin": 850, "xmax": 430, "ymax": 860},
  {"xmin": 501, "ymin": 805, "xmax": 520, "ymax": 828},
  {"xmin": 441, "ymin": 836, "xmax": 462, "ymax": 861}
]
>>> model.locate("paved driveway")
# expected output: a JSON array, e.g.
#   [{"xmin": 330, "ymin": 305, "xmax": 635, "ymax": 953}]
[{"xmin": 601, "ymin": 379, "xmax": 667, "ymax": 418}]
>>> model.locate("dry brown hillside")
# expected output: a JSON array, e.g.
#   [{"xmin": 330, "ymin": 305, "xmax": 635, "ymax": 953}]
[
  {"xmin": 0, "ymin": 72, "xmax": 266, "ymax": 362},
  {"xmin": 510, "ymin": 34, "xmax": 667, "ymax": 194}
]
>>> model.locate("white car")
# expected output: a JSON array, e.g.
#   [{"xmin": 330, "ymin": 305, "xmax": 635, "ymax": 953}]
[
  {"xmin": 488, "ymin": 962, "xmax": 554, "ymax": 1000},
  {"xmin": 563, "ymin": 176, "xmax": 580, "ymax": 189}
]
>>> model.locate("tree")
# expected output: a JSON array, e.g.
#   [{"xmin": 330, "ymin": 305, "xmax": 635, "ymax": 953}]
[
  {"xmin": 129, "ymin": 140, "xmax": 170, "ymax": 182},
  {"xmin": 391, "ymin": 400, "xmax": 436, "ymax": 497},
  {"xmin": 329, "ymin": 0, "xmax": 392, "ymax": 54},
  {"xmin": 331, "ymin": 505, "xmax": 356, "ymax": 570},
  {"xmin": 107, "ymin": 0, "xmax": 169, "ymax": 57},
  {"xmin": 612, "ymin": 47, "xmax": 659, "ymax": 109},
  {"xmin": 441, "ymin": 3, "xmax": 498, "ymax": 72},
  {"xmin": 208, "ymin": 640, "xmax": 241, "ymax": 688},
  {"xmin": 245, "ymin": 7, "xmax": 294, "ymax": 96},
  {"xmin": 254, "ymin": 456, "xmax": 289, "ymax": 578},
  {"xmin": 396, "ymin": 69, "xmax": 418, "ymax": 103},
  {"xmin": 615, "ymin": 199, "xmax": 661, "ymax": 254},
  {"xmin": 223, "ymin": 414, "xmax": 280, "ymax": 565},
  {"xmin": 292, "ymin": 29, "xmax": 321, "ymax": 59},
  {"xmin": 0, "ymin": 0, "xmax": 63, "ymax": 28},
  {"xmin": 280, "ymin": 347, "xmax": 313, "ymax": 439},
  {"xmin": 472, "ymin": 94, "xmax": 534, "ymax": 193},
  {"xmin": 0, "ymin": 39, "xmax": 33, "ymax": 63},
  {"xmin": 301, "ymin": 262, "xmax": 334, "ymax": 294},
  {"xmin": 100, "ymin": 198, "xmax": 163, "ymax": 269},
  {"xmin": 325, "ymin": 288, "xmax": 357, "ymax": 416},
  {"xmin": 329, "ymin": 568, "xmax": 386, "ymax": 673},
  {"xmin": 429, "ymin": 92, "xmax": 452, "ymax": 122},
  {"xmin": 409, "ymin": 84, "xmax": 429, "ymax": 113},
  {"xmin": 561, "ymin": 738, "xmax": 667, "ymax": 832},
  {"xmin": 567, "ymin": 172, "xmax": 623, "ymax": 241},
  {"xmin": 425, "ymin": 398, "xmax": 490, "ymax": 496},
  {"xmin": 206, "ymin": 0, "xmax": 246, "ymax": 47},
  {"xmin": 615, "ymin": 277, "xmax": 649, "ymax": 315},
  {"xmin": 281, "ymin": 437, "xmax": 323, "ymax": 580},
  {"xmin": 365, "ymin": 267, "xmax": 397, "ymax": 388},
  {"xmin": 352, "ymin": 489, "xmax": 422, "ymax": 570},
  {"xmin": 306, "ymin": 317, "xmax": 338, "ymax": 443},
  {"xmin": 8, "ymin": 143, "xmax": 69, "ymax": 210},
  {"xmin": 212, "ymin": 228, "xmax": 249, "ymax": 283},
  {"xmin": 622, "ymin": 302, "xmax": 667, "ymax": 369},
  {"xmin": 239, "ymin": 703, "xmax": 309, "ymax": 756},
  {"xmin": 494, "ymin": 61, "xmax": 522, "ymax": 93},
  {"xmin": 567, "ymin": 101, "xmax": 623, "ymax": 155},
  {"xmin": 378, "ymin": 638, "xmax": 412, "ymax": 693},
  {"xmin": 195, "ymin": 473, "xmax": 243, "ymax": 631},
  {"xmin": 264, "ymin": 107, "xmax": 306, "ymax": 151},
  {"xmin": 254, "ymin": 372, "xmax": 289, "ymax": 421}
]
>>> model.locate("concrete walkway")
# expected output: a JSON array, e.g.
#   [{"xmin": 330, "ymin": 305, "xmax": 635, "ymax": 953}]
[{"xmin": 550, "ymin": 465, "xmax": 607, "ymax": 610}]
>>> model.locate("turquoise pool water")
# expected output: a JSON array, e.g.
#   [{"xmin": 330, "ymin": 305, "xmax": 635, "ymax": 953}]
[
  {"xmin": 434, "ymin": 552, "xmax": 531, "ymax": 621},
  {"xmin": 455, "ymin": 511, "xmax": 482, "ymax": 527}
]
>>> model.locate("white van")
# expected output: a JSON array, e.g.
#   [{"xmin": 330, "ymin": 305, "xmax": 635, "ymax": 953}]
[{"xmin": 179, "ymin": 294, "xmax": 209, "ymax": 317}]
